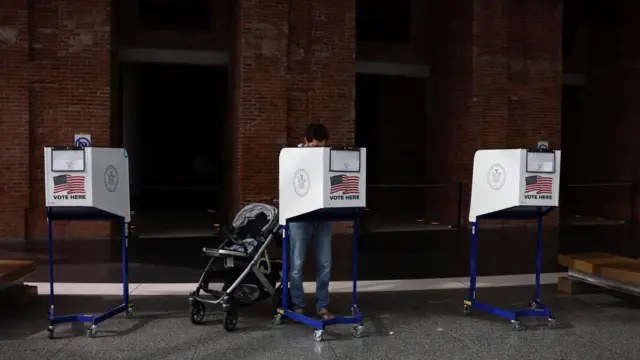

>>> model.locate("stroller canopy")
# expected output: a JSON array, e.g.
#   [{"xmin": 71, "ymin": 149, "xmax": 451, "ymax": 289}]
[{"xmin": 232, "ymin": 203, "xmax": 279, "ymax": 238}]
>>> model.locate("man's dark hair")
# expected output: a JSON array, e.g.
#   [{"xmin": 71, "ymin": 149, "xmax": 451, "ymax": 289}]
[{"xmin": 304, "ymin": 123, "xmax": 329, "ymax": 142}]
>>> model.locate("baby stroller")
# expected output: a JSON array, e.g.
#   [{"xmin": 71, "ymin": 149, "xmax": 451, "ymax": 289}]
[{"xmin": 188, "ymin": 201, "xmax": 289, "ymax": 331}]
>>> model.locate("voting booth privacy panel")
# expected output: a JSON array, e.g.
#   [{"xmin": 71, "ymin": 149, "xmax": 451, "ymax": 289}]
[
  {"xmin": 43, "ymin": 147, "xmax": 133, "ymax": 339},
  {"xmin": 45, "ymin": 147, "xmax": 131, "ymax": 222},
  {"xmin": 276, "ymin": 147, "xmax": 366, "ymax": 341},
  {"xmin": 469, "ymin": 149, "xmax": 561, "ymax": 222},
  {"xmin": 278, "ymin": 147, "xmax": 366, "ymax": 224},
  {"xmin": 466, "ymin": 148, "xmax": 561, "ymax": 331}
]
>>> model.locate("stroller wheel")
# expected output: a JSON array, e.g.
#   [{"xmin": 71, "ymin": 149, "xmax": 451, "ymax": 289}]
[
  {"xmin": 272, "ymin": 313, "xmax": 283, "ymax": 325},
  {"xmin": 224, "ymin": 309, "xmax": 238, "ymax": 332},
  {"xmin": 190, "ymin": 301, "xmax": 206, "ymax": 325}
]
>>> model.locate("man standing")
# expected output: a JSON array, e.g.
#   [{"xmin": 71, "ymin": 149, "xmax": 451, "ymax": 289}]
[{"xmin": 289, "ymin": 123, "xmax": 335, "ymax": 320}]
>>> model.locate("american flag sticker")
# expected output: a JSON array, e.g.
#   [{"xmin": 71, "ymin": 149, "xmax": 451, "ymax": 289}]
[
  {"xmin": 53, "ymin": 174, "xmax": 86, "ymax": 195},
  {"xmin": 329, "ymin": 174, "xmax": 360, "ymax": 195},
  {"xmin": 524, "ymin": 175, "xmax": 552, "ymax": 194}
]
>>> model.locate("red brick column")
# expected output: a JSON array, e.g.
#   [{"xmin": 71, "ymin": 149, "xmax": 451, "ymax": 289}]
[
  {"xmin": 231, "ymin": 0, "xmax": 355, "ymax": 213},
  {"xmin": 429, "ymin": 0, "xmax": 562, "ymax": 225},
  {"xmin": 231, "ymin": 0, "xmax": 290, "ymax": 213},
  {"xmin": 0, "ymin": 0, "xmax": 112, "ymax": 240},
  {"xmin": 287, "ymin": 0, "xmax": 356, "ymax": 146},
  {"xmin": 0, "ymin": 0, "xmax": 30, "ymax": 240}
]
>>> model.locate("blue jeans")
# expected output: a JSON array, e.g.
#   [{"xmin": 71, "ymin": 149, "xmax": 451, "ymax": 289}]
[{"xmin": 288, "ymin": 221, "xmax": 333, "ymax": 313}]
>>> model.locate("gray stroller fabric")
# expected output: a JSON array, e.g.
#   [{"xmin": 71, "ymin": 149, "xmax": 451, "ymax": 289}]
[
  {"xmin": 226, "ymin": 238, "xmax": 259, "ymax": 254},
  {"xmin": 231, "ymin": 203, "xmax": 278, "ymax": 233}
]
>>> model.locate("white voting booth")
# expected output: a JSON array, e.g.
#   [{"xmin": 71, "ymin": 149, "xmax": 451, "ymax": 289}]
[
  {"xmin": 275, "ymin": 147, "xmax": 367, "ymax": 341},
  {"xmin": 43, "ymin": 147, "xmax": 134, "ymax": 339},
  {"xmin": 45, "ymin": 147, "xmax": 131, "ymax": 220},
  {"xmin": 469, "ymin": 149, "xmax": 561, "ymax": 221},
  {"xmin": 465, "ymin": 148, "xmax": 561, "ymax": 330},
  {"xmin": 278, "ymin": 147, "xmax": 367, "ymax": 224}
]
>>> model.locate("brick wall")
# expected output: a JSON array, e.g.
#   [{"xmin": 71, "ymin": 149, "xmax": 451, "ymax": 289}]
[
  {"xmin": 429, "ymin": 0, "xmax": 563, "ymax": 226},
  {"xmin": 0, "ymin": 0, "xmax": 111, "ymax": 240},
  {"xmin": 116, "ymin": 0, "xmax": 232, "ymax": 51},
  {"xmin": 0, "ymin": 0, "xmax": 30, "ymax": 240},
  {"xmin": 230, "ymin": 0, "xmax": 356, "ymax": 214},
  {"xmin": 3, "ymin": 0, "xmax": 640, "ymax": 241}
]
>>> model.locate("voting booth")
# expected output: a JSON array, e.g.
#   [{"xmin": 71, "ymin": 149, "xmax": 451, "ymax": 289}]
[
  {"xmin": 465, "ymin": 148, "xmax": 561, "ymax": 330},
  {"xmin": 274, "ymin": 146, "xmax": 366, "ymax": 341},
  {"xmin": 44, "ymin": 147, "xmax": 134, "ymax": 339}
]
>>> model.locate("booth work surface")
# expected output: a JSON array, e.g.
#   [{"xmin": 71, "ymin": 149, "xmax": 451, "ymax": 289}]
[{"xmin": 1, "ymin": 286, "xmax": 639, "ymax": 360}]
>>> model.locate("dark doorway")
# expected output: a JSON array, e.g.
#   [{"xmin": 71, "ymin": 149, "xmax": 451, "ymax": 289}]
[
  {"xmin": 122, "ymin": 63, "xmax": 228, "ymax": 238},
  {"xmin": 356, "ymin": 73, "xmax": 439, "ymax": 232}
]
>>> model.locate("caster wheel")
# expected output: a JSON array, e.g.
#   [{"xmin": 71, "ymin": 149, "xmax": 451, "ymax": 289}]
[
  {"xmin": 46, "ymin": 326, "xmax": 55, "ymax": 339},
  {"xmin": 125, "ymin": 307, "xmax": 135, "ymax": 319},
  {"xmin": 272, "ymin": 314, "xmax": 283, "ymax": 325},
  {"xmin": 223, "ymin": 309, "xmax": 238, "ymax": 332},
  {"xmin": 529, "ymin": 300, "xmax": 538, "ymax": 310},
  {"xmin": 510, "ymin": 320, "xmax": 522, "ymax": 331},
  {"xmin": 313, "ymin": 329, "xmax": 324, "ymax": 342},
  {"xmin": 353, "ymin": 325, "xmax": 365, "ymax": 338},
  {"xmin": 190, "ymin": 301, "xmax": 206, "ymax": 325},
  {"xmin": 87, "ymin": 325, "xmax": 98, "ymax": 338},
  {"xmin": 463, "ymin": 304, "xmax": 472, "ymax": 316},
  {"xmin": 548, "ymin": 316, "xmax": 557, "ymax": 328}
]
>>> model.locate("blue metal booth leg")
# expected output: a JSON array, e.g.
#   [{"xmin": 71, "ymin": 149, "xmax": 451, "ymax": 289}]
[
  {"xmin": 46, "ymin": 218, "xmax": 135, "ymax": 339},
  {"xmin": 463, "ymin": 218, "xmax": 557, "ymax": 331},
  {"xmin": 274, "ymin": 219, "xmax": 365, "ymax": 341}
]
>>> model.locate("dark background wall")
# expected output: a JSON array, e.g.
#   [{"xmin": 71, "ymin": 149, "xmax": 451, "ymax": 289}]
[{"xmin": 0, "ymin": 0, "xmax": 638, "ymax": 256}]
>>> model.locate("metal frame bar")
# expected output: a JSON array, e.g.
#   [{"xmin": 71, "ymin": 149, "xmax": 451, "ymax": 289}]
[
  {"xmin": 465, "ymin": 209, "xmax": 555, "ymax": 328},
  {"xmin": 567, "ymin": 268, "xmax": 640, "ymax": 297},
  {"xmin": 191, "ymin": 233, "xmax": 278, "ymax": 306},
  {"xmin": 46, "ymin": 213, "xmax": 133, "ymax": 338},
  {"xmin": 278, "ymin": 218, "xmax": 363, "ymax": 332}
]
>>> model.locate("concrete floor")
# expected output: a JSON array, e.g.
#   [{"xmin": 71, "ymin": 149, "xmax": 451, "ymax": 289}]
[{"xmin": 1, "ymin": 285, "xmax": 639, "ymax": 360}]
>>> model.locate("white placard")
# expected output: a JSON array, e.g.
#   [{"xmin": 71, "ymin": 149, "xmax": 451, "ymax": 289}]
[
  {"xmin": 330, "ymin": 149, "xmax": 360, "ymax": 172},
  {"xmin": 52, "ymin": 149, "xmax": 85, "ymax": 172},
  {"xmin": 526, "ymin": 152, "xmax": 555, "ymax": 173}
]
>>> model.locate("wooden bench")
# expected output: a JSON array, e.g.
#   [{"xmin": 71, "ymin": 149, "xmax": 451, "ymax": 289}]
[
  {"xmin": 558, "ymin": 253, "xmax": 640, "ymax": 295},
  {"xmin": 0, "ymin": 260, "xmax": 38, "ymax": 303}
]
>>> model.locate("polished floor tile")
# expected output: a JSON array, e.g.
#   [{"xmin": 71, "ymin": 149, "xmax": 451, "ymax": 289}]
[{"xmin": 1, "ymin": 285, "xmax": 639, "ymax": 360}]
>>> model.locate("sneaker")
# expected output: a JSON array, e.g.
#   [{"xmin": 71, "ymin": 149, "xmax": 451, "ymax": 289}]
[{"xmin": 318, "ymin": 309, "xmax": 335, "ymax": 320}]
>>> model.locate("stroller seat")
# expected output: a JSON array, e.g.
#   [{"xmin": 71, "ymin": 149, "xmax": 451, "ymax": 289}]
[
  {"xmin": 202, "ymin": 203, "xmax": 279, "ymax": 259},
  {"xmin": 203, "ymin": 238, "xmax": 260, "ymax": 258}
]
